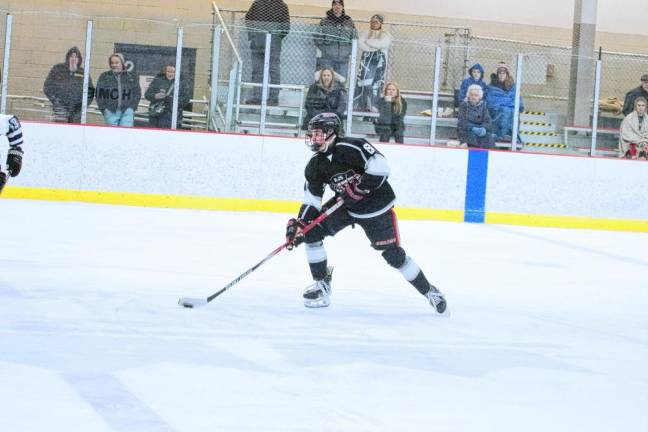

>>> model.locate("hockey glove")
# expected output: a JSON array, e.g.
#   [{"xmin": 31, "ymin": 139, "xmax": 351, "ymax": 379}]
[
  {"xmin": 340, "ymin": 182, "xmax": 368, "ymax": 208},
  {"xmin": 285, "ymin": 218, "xmax": 306, "ymax": 250},
  {"xmin": 6, "ymin": 147, "xmax": 23, "ymax": 177}
]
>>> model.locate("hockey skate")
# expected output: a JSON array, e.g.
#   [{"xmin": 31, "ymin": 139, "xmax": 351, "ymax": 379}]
[
  {"xmin": 303, "ymin": 266, "xmax": 333, "ymax": 308},
  {"xmin": 425, "ymin": 285, "xmax": 447, "ymax": 314}
]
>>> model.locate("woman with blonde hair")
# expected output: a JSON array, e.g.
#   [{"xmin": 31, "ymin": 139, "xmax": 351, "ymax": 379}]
[
  {"xmin": 354, "ymin": 13, "xmax": 392, "ymax": 111},
  {"xmin": 303, "ymin": 67, "xmax": 347, "ymax": 130},
  {"xmin": 374, "ymin": 81, "xmax": 407, "ymax": 143}
]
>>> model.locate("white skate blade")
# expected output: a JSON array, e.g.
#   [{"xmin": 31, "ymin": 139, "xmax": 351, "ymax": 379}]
[
  {"xmin": 304, "ymin": 297, "xmax": 330, "ymax": 308},
  {"xmin": 178, "ymin": 297, "xmax": 208, "ymax": 309}
]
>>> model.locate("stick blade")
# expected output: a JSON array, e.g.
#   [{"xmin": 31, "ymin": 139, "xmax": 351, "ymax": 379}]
[{"xmin": 178, "ymin": 297, "xmax": 208, "ymax": 309}]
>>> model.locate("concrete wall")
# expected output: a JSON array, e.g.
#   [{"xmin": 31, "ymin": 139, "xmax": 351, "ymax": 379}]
[{"xmin": 4, "ymin": 123, "xmax": 648, "ymax": 232}]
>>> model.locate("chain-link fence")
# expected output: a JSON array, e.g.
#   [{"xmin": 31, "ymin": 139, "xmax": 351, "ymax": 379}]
[{"xmin": 1, "ymin": 6, "xmax": 647, "ymax": 158}]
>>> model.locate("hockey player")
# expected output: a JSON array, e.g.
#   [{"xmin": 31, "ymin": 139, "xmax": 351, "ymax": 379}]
[
  {"xmin": 0, "ymin": 114, "xmax": 24, "ymax": 193},
  {"xmin": 285, "ymin": 112, "xmax": 447, "ymax": 313}
]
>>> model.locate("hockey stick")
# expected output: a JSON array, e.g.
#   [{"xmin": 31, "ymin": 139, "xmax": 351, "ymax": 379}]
[{"xmin": 178, "ymin": 198, "xmax": 345, "ymax": 309}]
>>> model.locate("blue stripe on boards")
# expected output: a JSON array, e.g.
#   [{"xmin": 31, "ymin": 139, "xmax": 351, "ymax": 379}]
[{"xmin": 464, "ymin": 149, "xmax": 489, "ymax": 223}]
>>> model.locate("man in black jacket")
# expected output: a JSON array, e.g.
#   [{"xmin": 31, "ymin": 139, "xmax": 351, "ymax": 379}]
[
  {"xmin": 314, "ymin": 0, "xmax": 357, "ymax": 79},
  {"xmin": 95, "ymin": 53, "xmax": 141, "ymax": 127},
  {"xmin": 285, "ymin": 113, "xmax": 447, "ymax": 313},
  {"xmin": 245, "ymin": 0, "xmax": 290, "ymax": 106},
  {"xmin": 43, "ymin": 47, "xmax": 94, "ymax": 123},
  {"xmin": 622, "ymin": 74, "xmax": 648, "ymax": 116}
]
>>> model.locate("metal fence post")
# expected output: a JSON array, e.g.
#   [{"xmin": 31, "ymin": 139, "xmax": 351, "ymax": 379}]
[
  {"xmin": 590, "ymin": 59, "xmax": 602, "ymax": 156},
  {"xmin": 225, "ymin": 65, "xmax": 237, "ymax": 132},
  {"xmin": 259, "ymin": 32, "xmax": 272, "ymax": 135},
  {"xmin": 511, "ymin": 53, "xmax": 524, "ymax": 151},
  {"xmin": 172, "ymin": 26, "xmax": 184, "ymax": 130},
  {"xmin": 0, "ymin": 14, "xmax": 13, "ymax": 114},
  {"xmin": 81, "ymin": 20, "xmax": 93, "ymax": 125},
  {"xmin": 208, "ymin": 25, "xmax": 223, "ymax": 131},
  {"xmin": 429, "ymin": 46, "xmax": 442, "ymax": 145},
  {"xmin": 345, "ymin": 39, "xmax": 358, "ymax": 137}
]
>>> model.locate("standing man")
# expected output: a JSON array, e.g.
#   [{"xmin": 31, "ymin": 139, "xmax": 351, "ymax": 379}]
[
  {"xmin": 96, "ymin": 53, "xmax": 141, "ymax": 127},
  {"xmin": 622, "ymin": 74, "xmax": 648, "ymax": 116},
  {"xmin": 43, "ymin": 46, "xmax": 94, "ymax": 123},
  {"xmin": 245, "ymin": 0, "xmax": 291, "ymax": 106},
  {"xmin": 0, "ymin": 114, "xmax": 24, "ymax": 193},
  {"xmin": 314, "ymin": 0, "xmax": 357, "ymax": 80},
  {"xmin": 285, "ymin": 112, "xmax": 447, "ymax": 313}
]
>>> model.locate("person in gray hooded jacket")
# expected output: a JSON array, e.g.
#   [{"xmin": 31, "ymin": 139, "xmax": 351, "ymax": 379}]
[{"xmin": 96, "ymin": 53, "xmax": 141, "ymax": 127}]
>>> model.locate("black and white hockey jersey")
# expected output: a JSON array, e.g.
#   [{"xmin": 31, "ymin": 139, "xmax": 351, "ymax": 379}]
[
  {"xmin": 300, "ymin": 137, "xmax": 396, "ymax": 220},
  {"xmin": 0, "ymin": 114, "xmax": 24, "ymax": 149}
]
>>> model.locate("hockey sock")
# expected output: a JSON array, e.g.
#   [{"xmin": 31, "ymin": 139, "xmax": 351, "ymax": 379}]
[
  {"xmin": 305, "ymin": 241, "xmax": 328, "ymax": 280},
  {"xmin": 398, "ymin": 257, "xmax": 431, "ymax": 295}
]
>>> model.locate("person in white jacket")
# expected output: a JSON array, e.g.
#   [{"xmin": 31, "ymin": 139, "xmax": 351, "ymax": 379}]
[{"xmin": 354, "ymin": 14, "xmax": 392, "ymax": 111}]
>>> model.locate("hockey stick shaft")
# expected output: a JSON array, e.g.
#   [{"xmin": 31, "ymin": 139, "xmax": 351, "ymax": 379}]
[
  {"xmin": 0, "ymin": 170, "xmax": 9, "ymax": 195},
  {"xmin": 179, "ymin": 198, "xmax": 345, "ymax": 307}
]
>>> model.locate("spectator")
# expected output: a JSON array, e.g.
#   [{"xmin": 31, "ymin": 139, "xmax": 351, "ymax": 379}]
[
  {"xmin": 458, "ymin": 63, "xmax": 487, "ymax": 104},
  {"xmin": 486, "ymin": 62, "xmax": 523, "ymax": 141},
  {"xmin": 374, "ymin": 82, "xmax": 407, "ymax": 143},
  {"xmin": 96, "ymin": 53, "xmax": 141, "ymax": 127},
  {"xmin": 458, "ymin": 84, "xmax": 494, "ymax": 149},
  {"xmin": 244, "ymin": 0, "xmax": 290, "ymax": 106},
  {"xmin": 622, "ymin": 74, "xmax": 648, "ymax": 116},
  {"xmin": 302, "ymin": 67, "xmax": 347, "ymax": 130},
  {"xmin": 354, "ymin": 14, "xmax": 392, "ymax": 111},
  {"xmin": 145, "ymin": 64, "xmax": 190, "ymax": 129},
  {"xmin": 314, "ymin": 0, "xmax": 357, "ymax": 79},
  {"xmin": 43, "ymin": 46, "xmax": 94, "ymax": 123},
  {"xmin": 618, "ymin": 96, "xmax": 648, "ymax": 159}
]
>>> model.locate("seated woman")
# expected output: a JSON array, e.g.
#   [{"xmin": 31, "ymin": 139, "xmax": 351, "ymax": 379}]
[
  {"xmin": 145, "ymin": 63, "xmax": 190, "ymax": 129},
  {"xmin": 374, "ymin": 81, "xmax": 407, "ymax": 143},
  {"xmin": 458, "ymin": 84, "xmax": 494, "ymax": 149},
  {"xmin": 618, "ymin": 96, "xmax": 648, "ymax": 159},
  {"xmin": 486, "ymin": 62, "xmax": 523, "ymax": 141},
  {"xmin": 303, "ymin": 67, "xmax": 347, "ymax": 130}
]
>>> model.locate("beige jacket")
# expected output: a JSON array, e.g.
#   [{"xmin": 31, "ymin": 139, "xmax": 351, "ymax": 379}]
[{"xmin": 619, "ymin": 111, "xmax": 648, "ymax": 154}]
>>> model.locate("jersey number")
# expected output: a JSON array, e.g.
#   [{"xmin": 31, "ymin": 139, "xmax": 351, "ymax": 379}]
[{"xmin": 363, "ymin": 143, "xmax": 376, "ymax": 155}]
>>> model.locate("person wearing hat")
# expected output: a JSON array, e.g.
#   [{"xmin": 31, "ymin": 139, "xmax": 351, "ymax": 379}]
[
  {"xmin": 486, "ymin": 62, "xmax": 524, "ymax": 142},
  {"xmin": 43, "ymin": 47, "xmax": 94, "ymax": 123},
  {"xmin": 354, "ymin": 13, "xmax": 392, "ymax": 111},
  {"xmin": 96, "ymin": 53, "xmax": 141, "ymax": 127},
  {"xmin": 622, "ymin": 74, "xmax": 648, "ymax": 117},
  {"xmin": 314, "ymin": 0, "xmax": 357, "ymax": 80}
]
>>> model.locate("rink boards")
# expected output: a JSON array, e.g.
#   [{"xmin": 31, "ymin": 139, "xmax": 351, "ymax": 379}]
[{"xmin": 4, "ymin": 122, "xmax": 648, "ymax": 232}]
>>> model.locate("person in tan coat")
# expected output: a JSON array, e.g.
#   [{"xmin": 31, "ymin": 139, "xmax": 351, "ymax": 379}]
[{"xmin": 619, "ymin": 96, "xmax": 648, "ymax": 160}]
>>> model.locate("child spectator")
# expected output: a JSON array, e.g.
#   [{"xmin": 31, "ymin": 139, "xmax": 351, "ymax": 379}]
[
  {"xmin": 303, "ymin": 67, "xmax": 347, "ymax": 130},
  {"xmin": 457, "ymin": 84, "xmax": 494, "ymax": 149},
  {"xmin": 622, "ymin": 74, "xmax": 648, "ymax": 116},
  {"xmin": 43, "ymin": 47, "xmax": 94, "ymax": 123},
  {"xmin": 314, "ymin": 0, "xmax": 357, "ymax": 79},
  {"xmin": 458, "ymin": 63, "xmax": 487, "ymax": 104},
  {"xmin": 486, "ymin": 62, "xmax": 523, "ymax": 141},
  {"xmin": 374, "ymin": 82, "xmax": 407, "ymax": 143},
  {"xmin": 145, "ymin": 64, "xmax": 190, "ymax": 129},
  {"xmin": 96, "ymin": 53, "xmax": 141, "ymax": 127},
  {"xmin": 619, "ymin": 96, "xmax": 648, "ymax": 159},
  {"xmin": 354, "ymin": 14, "xmax": 392, "ymax": 112}
]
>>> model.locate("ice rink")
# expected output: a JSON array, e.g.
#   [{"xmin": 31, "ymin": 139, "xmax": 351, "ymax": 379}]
[{"xmin": 1, "ymin": 199, "xmax": 647, "ymax": 432}]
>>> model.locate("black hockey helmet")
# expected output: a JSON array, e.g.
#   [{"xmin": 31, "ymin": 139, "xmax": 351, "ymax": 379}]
[{"xmin": 306, "ymin": 112, "xmax": 341, "ymax": 152}]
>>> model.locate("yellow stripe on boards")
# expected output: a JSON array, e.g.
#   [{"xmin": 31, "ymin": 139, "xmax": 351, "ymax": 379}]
[
  {"xmin": 2, "ymin": 186, "xmax": 465, "ymax": 222},
  {"xmin": 5, "ymin": 186, "xmax": 647, "ymax": 232},
  {"xmin": 486, "ymin": 212, "xmax": 648, "ymax": 233}
]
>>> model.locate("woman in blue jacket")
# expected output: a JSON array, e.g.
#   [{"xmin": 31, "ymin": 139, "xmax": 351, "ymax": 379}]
[
  {"xmin": 459, "ymin": 63, "xmax": 488, "ymax": 103},
  {"xmin": 486, "ymin": 62, "xmax": 523, "ymax": 141}
]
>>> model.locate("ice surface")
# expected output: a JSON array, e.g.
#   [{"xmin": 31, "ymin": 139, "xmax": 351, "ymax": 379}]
[{"xmin": 1, "ymin": 199, "xmax": 647, "ymax": 431}]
